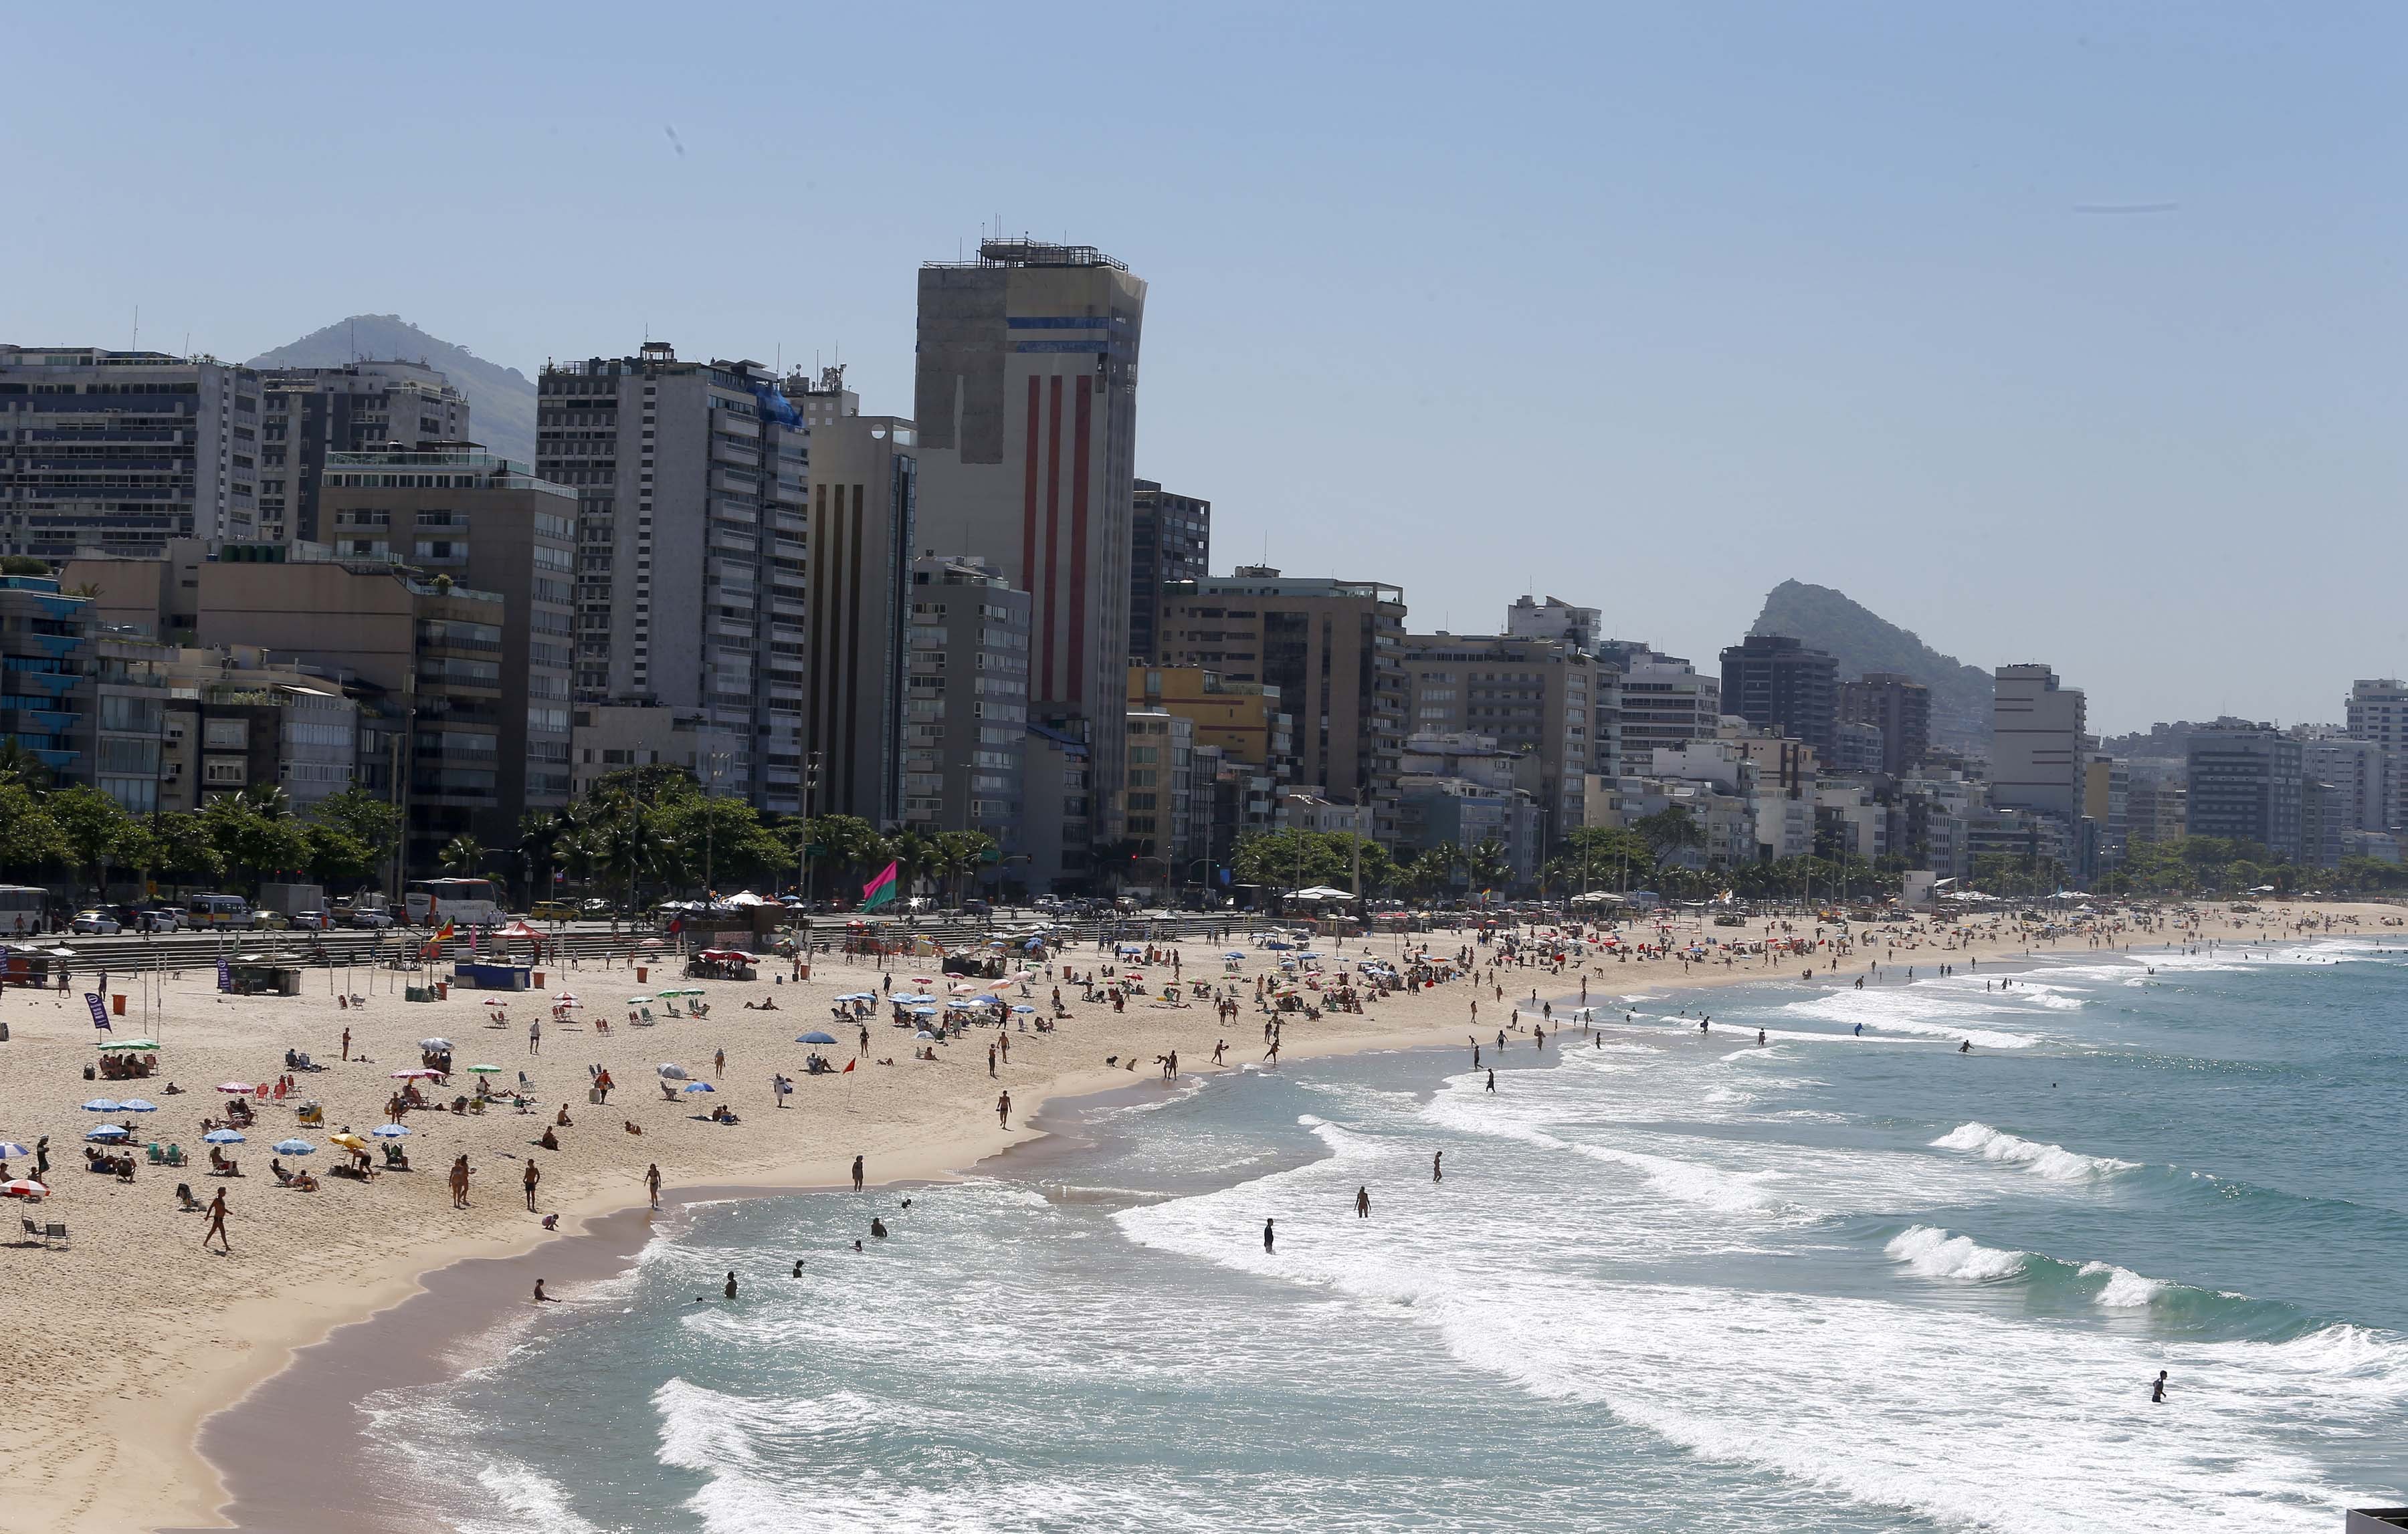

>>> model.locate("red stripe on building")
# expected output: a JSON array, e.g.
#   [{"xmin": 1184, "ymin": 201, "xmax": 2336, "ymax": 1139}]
[
  {"xmin": 1068, "ymin": 375, "xmax": 1092, "ymax": 697},
  {"xmin": 1020, "ymin": 375, "xmax": 1039, "ymax": 598},
  {"xmin": 1041, "ymin": 374, "xmax": 1064, "ymax": 701}
]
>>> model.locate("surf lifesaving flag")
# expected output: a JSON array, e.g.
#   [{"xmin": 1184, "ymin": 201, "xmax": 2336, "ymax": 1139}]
[
  {"xmin": 861, "ymin": 861, "xmax": 899, "ymax": 911},
  {"xmin": 435, "ymin": 919, "xmax": 457, "ymax": 942}
]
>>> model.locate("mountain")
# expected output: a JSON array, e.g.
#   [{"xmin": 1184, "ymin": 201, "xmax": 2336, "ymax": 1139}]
[
  {"xmin": 1748, "ymin": 580, "xmax": 1994, "ymax": 754},
  {"xmin": 247, "ymin": 314, "xmax": 537, "ymax": 463}
]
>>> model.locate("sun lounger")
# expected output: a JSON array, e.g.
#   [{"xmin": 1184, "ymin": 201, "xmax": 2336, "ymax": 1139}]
[{"xmin": 21, "ymin": 1217, "xmax": 64, "ymax": 1248}]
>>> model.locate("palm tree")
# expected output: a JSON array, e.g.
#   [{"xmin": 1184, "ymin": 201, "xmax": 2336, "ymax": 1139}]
[
  {"xmin": 517, "ymin": 810, "xmax": 563, "ymax": 905},
  {"xmin": 0, "ymin": 738, "xmax": 53, "ymax": 792},
  {"xmin": 436, "ymin": 835, "xmax": 486, "ymax": 876},
  {"xmin": 237, "ymin": 782, "xmax": 294, "ymax": 820},
  {"xmin": 1466, "ymin": 837, "xmax": 1512, "ymax": 899}
]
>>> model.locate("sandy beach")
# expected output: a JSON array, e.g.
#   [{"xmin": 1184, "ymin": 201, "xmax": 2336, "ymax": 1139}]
[{"xmin": 0, "ymin": 901, "xmax": 2382, "ymax": 1534}]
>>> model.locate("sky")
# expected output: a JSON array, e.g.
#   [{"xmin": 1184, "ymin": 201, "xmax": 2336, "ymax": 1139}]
[{"xmin": 8, "ymin": 4, "xmax": 2405, "ymax": 734}]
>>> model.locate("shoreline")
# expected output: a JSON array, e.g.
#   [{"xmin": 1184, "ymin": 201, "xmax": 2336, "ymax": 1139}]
[{"xmin": 0, "ymin": 907, "xmax": 2359, "ymax": 1534}]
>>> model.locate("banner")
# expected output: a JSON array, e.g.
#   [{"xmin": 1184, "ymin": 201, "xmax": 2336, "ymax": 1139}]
[
  {"xmin": 217, "ymin": 955, "xmax": 230, "ymax": 992},
  {"xmin": 861, "ymin": 861, "xmax": 898, "ymax": 911},
  {"xmin": 86, "ymin": 992, "xmax": 110, "ymax": 1031}
]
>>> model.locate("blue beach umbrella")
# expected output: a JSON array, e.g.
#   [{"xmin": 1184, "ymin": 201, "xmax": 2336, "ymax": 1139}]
[
  {"xmin": 86, "ymin": 1125, "xmax": 131, "ymax": 1141},
  {"xmin": 0, "ymin": 1142, "xmax": 30, "ymax": 1160},
  {"xmin": 203, "ymin": 1128, "xmax": 245, "ymax": 1144},
  {"xmin": 798, "ymin": 1031, "xmax": 837, "ymax": 1044},
  {"xmin": 81, "ymin": 1099, "xmax": 121, "ymax": 1113},
  {"xmin": 274, "ymin": 1139, "xmax": 315, "ymax": 1155},
  {"xmin": 683, "ymin": 1081, "xmax": 715, "ymax": 1093},
  {"xmin": 119, "ymin": 1099, "xmax": 158, "ymax": 1113},
  {"xmin": 1010, "ymin": 1005, "xmax": 1035, "ymax": 1014},
  {"xmin": 371, "ymin": 1123, "xmax": 411, "ymax": 1137}
]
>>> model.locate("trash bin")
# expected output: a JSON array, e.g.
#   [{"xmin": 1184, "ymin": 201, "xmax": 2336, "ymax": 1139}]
[
  {"xmin": 436, "ymin": 981, "xmax": 449, "ymax": 1000},
  {"xmin": 111, "ymin": 993, "xmax": 125, "ymax": 1016},
  {"xmin": 533, "ymin": 970, "xmax": 545, "ymax": 989},
  {"xmin": 636, "ymin": 965, "xmax": 648, "ymax": 983}
]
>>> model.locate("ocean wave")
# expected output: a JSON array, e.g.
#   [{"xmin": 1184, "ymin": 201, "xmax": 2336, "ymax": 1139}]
[
  {"xmin": 1886, "ymin": 1224, "xmax": 2027, "ymax": 1281},
  {"xmin": 2077, "ymin": 1261, "xmax": 2167, "ymax": 1307},
  {"xmin": 1932, "ymin": 1121, "xmax": 2138, "ymax": 1180}
]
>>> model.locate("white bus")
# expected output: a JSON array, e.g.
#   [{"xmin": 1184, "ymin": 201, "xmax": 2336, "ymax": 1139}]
[
  {"xmin": 405, "ymin": 878, "xmax": 508, "ymax": 928},
  {"xmin": 185, "ymin": 893, "xmax": 252, "ymax": 928},
  {"xmin": 0, "ymin": 884, "xmax": 51, "ymax": 938}
]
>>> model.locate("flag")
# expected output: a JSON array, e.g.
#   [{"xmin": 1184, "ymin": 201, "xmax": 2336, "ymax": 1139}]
[
  {"xmin": 436, "ymin": 920, "xmax": 456, "ymax": 942},
  {"xmin": 861, "ymin": 861, "xmax": 898, "ymax": 910},
  {"xmin": 843, "ymin": 1058, "xmax": 856, "ymax": 1073}
]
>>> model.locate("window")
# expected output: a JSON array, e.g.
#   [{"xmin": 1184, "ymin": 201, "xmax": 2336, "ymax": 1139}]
[
  {"xmin": 203, "ymin": 759, "xmax": 247, "ymax": 784},
  {"xmin": 204, "ymin": 718, "xmax": 247, "ymax": 750}
]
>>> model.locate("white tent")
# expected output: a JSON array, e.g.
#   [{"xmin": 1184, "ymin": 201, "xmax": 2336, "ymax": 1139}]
[
  {"xmin": 1287, "ymin": 886, "xmax": 1357, "ymax": 901},
  {"xmin": 724, "ymin": 890, "xmax": 768, "ymax": 907},
  {"xmin": 1570, "ymin": 891, "xmax": 1627, "ymax": 904}
]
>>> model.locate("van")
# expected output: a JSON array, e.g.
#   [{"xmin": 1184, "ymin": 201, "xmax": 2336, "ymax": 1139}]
[{"xmin": 531, "ymin": 900, "xmax": 577, "ymax": 921}]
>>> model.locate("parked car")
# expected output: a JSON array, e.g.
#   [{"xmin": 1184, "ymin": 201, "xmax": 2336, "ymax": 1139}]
[
  {"xmin": 70, "ymin": 909, "xmax": 121, "ymax": 935},
  {"xmin": 132, "ymin": 907, "xmax": 183, "ymax": 933},
  {"xmin": 250, "ymin": 910, "xmax": 292, "ymax": 931},
  {"xmin": 291, "ymin": 910, "xmax": 334, "ymax": 931},
  {"xmin": 531, "ymin": 900, "xmax": 577, "ymax": 921},
  {"xmin": 344, "ymin": 907, "xmax": 395, "ymax": 929}
]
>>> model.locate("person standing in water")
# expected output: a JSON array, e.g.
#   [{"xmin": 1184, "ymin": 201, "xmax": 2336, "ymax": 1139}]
[
  {"xmin": 1432, "ymin": 1151, "xmax": 1443, "ymax": 1182},
  {"xmin": 852, "ymin": 1154, "xmax": 864, "ymax": 1191},
  {"xmin": 2150, "ymin": 1369, "xmax": 2168, "ymax": 1404},
  {"xmin": 1263, "ymin": 1218, "xmax": 1276, "ymax": 1253},
  {"xmin": 1356, "ymin": 1186, "xmax": 1371, "ymax": 1218},
  {"xmin": 1485, "ymin": 1068, "xmax": 1496, "ymax": 1093}
]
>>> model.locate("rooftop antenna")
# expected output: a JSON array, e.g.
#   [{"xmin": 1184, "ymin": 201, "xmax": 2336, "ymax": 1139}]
[{"xmin": 132, "ymin": 304, "xmax": 139, "ymax": 350}]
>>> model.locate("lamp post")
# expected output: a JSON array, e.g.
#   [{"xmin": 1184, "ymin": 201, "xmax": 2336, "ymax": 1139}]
[
  {"xmin": 700, "ymin": 750, "xmax": 730, "ymax": 904},
  {"xmin": 799, "ymin": 750, "xmax": 823, "ymax": 906}
]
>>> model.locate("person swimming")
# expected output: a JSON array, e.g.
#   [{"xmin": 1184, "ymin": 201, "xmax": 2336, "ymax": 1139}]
[{"xmin": 870, "ymin": 1217, "xmax": 888, "ymax": 1238}]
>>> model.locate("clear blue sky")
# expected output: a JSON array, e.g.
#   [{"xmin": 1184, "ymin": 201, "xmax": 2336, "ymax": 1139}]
[{"xmin": 11, "ymin": 4, "xmax": 2403, "ymax": 733}]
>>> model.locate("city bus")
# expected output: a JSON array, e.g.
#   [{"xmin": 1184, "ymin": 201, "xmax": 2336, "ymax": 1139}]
[
  {"xmin": 185, "ymin": 893, "xmax": 253, "ymax": 928},
  {"xmin": 405, "ymin": 878, "xmax": 508, "ymax": 928},
  {"xmin": 0, "ymin": 884, "xmax": 52, "ymax": 939}
]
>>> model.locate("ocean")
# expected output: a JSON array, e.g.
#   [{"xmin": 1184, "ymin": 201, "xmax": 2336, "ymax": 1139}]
[{"xmin": 361, "ymin": 937, "xmax": 2408, "ymax": 1533}]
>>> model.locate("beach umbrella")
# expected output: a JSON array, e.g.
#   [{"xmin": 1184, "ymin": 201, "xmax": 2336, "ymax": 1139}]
[
  {"xmin": 328, "ymin": 1132, "xmax": 369, "ymax": 1152},
  {"xmin": 45, "ymin": 946, "xmax": 76, "ymax": 959},
  {"xmin": 274, "ymin": 1139, "xmax": 315, "ymax": 1156},
  {"xmin": 1, "ymin": 1180, "xmax": 49, "ymax": 1198},
  {"xmin": 626, "ymin": 995, "xmax": 654, "ymax": 1004},
  {"xmin": 0, "ymin": 1143, "xmax": 29, "ymax": 1160},
  {"xmin": 96, "ymin": 1039, "xmax": 161, "ymax": 1051},
  {"xmin": 656, "ymin": 1063, "xmax": 690, "ymax": 1080},
  {"xmin": 913, "ymin": 1030, "xmax": 935, "ymax": 1040},
  {"xmin": 203, "ymin": 1129, "xmax": 245, "ymax": 1144},
  {"xmin": 682, "ymin": 1081, "xmax": 715, "ymax": 1093},
  {"xmin": 80, "ymin": 1098, "xmax": 122, "ymax": 1113},
  {"xmin": 417, "ymin": 1037, "xmax": 454, "ymax": 1051},
  {"xmin": 467, "ymin": 1064, "xmax": 502, "ymax": 1075},
  {"xmin": 553, "ymin": 993, "xmax": 581, "ymax": 1006},
  {"xmin": 798, "ymin": 1031, "xmax": 838, "ymax": 1044},
  {"xmin": 1010, "ymin": 1005, "xmax": 1035, "ymax": 1014},
  {"xmin": 641, "ymin": 938, "xmax": 664, "ymax": 950},
  {"xmin": 215, "ymin": 1083, "xmax": 256, "ymax": 1095},
  {"xmin": 86, "ymin": 1125, "xmax": 132, "ymax": 1141},
  {"xmin": 371, "ymin": 1123, "xmax": 411, "ymax": 1137},
  {"xmin": 119, "ymin": 1099, "xmax": 158, "ymax": 1113},
  {"xmin": 390, "ymin": 1069, "xmax": 445, "ymax": 1080}
]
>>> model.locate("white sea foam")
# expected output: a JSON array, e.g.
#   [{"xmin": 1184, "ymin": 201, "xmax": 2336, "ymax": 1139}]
[
  {"xmin": 2079, "ymin": 1261, "xmax": 2169, "ymax": 1307},
  {"xmin": 1932, "ymin": 1121, "xmax": 2139, "ymax": 1181},
  {"xmin": 1886, "ymin": 1224, "xmax": 2028, "ymax": 1281}
]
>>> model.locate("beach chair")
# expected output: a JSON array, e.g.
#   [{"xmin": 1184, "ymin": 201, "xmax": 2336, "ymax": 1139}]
[
  {"xmin": 164, "ymin": 1144, "xmax": 185, "ymax": 1167},
  {"xmin": 642, "ymin": 1006, "xmax": 657, "ymax": 1024},
  {"xmin": 146, "ymin": 1143, "xmax": 163, "ymax": 1164},
  {"xmin": 43, "ymin": 1220, "xmax": 66, "ymax": 1246}
]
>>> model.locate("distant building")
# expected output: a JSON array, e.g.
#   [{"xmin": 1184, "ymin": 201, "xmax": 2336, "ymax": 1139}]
[
  {"xmin": 1609, "ymin": 650, "xmax": 1720, "ymax": 774},
  {"xmin": 1505, "ymin": 594, "xmax": 1601, "ymax": 651},
  {"xmin": 1719, "ymin": 635, "xmax": 1837, "ymax": 756},
  {"xmin": 1122, "ymin": 707, "xmax": 1195, "ymax": 887},
  {"xmin": 2185, "ymin": 726, "xmax": 2303, "ymax": 862},
  {"xmin": 914, "ymin": 239, "xmax": 1148, "ymax": 855},
  {"xmin": 0, "ymin": 346, "xmax": 264, "ymax": 558},
  {"xmin": 0, "ymin": 573, "xmax": 94, "ymax": 785},
  {"xmin": 569, "ymin": 705, "xmax": 747, "ymax": 800},
  {"xmin": 1395, "ymin": 733, "xmax": 1542, "ymax": 888},
  {"xmin": 2300, "ymin": 732, "xmax": 2393, "ymax": 836},
  {"xmin": 1159, "ymin": 568, "xmax": 1407, "ymax": 842},
  {"xmin": 1831, "ymin": 719, "xmax": 1885, "ymax": 776},
  {"xmin": 2081, "ymin": 754, "xmax": 2130, "ymax": 869},
  {"xmin": 1403, "ymin": 632, "xmax": 1612, "ymax": 841},
  {"xmin": 1990, "ymin": 665, "xmax": 2086, "ymax": 822},
  {"xmin": 1128, "ymin": 479, "xmax": 1209, "ymax": 665},
  {"xmin": 804, "ymin": 413, "xmax": 916, "ymax": 828},
  {"xmin": 1839, "ymin": 672, "xmax": 1931, "ymax": 775},
  {"xmin": 904, "ymin": 555, "xmax": 1030, "ymax": 865},
  {"xmin": 257, "ymin": 361, "xmax": 471, "ymax": 545},
  {"xmin": 2344, "ymin": 679, "xmax": 2408, "ymax": 832},
  {"xmin": 2124, "ymin": 781, "xmax": 2187, "ymax": 846},
  {"xmin": 1023, "ymin": 724, "xmax": 1092, "ymax": 895}
]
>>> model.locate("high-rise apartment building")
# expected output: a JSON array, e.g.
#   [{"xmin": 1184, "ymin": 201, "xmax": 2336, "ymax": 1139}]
[
  {"xmin": 1158, "ymin": 568, "xmax": 1407, "ymax": 841},
  {"xmin": 535, "ymin": 344, "xmax": 814, "ymax": 811},
  {"xmin": 2345, "ymin": 679, "xmax": 2408, "ymax": 831},
  {"xmin": 1609, "ymin": 649, "xmax": 1720, "ymax": 774},
  {"xmin": 805, "ymin": 413, "xmax": 916, "ymax": 828},
  {"xmin": 0, "ymin": 573, "xmax": 94, "ymax": 784},
  {"xmin": 258, "ymin": 362, "xmax": 470, "ymax": 544},
  {"xmin": 913, "ymin": 239, "xmax": 1146, "ymax": 860},
  {"xmin": 1990, "ymin": 664, "xmax": 2086, "ymax": 821},
  {"xmin": 1719, "ymin": 635, "xmax": 1837, "ymax": 756},
  {"xmin": 2125, "ymin": 781, "xmax": 2187, "ymax": 846},
  {"xmin": 2081, "ymin": 753, "xmax": 2130, "ymax": 869},
  {"xmin": 1402, "ymin": 633, "xmax": 1613, "ymax": 839},
  {"xmin": 1506, "ymin": 595, "xmax": 1601, "ymax": 651},
  {"xmin": 2298, "ymin": 733, "xmax": 2391, "ymax": 835},
  {"xmin": 2185, "ymin": 726, "xmax": 2303, "ymax": 861},
  {"xmin": 0, "ymin": 346, "xmax": 264, "ymax": 558},
  {"xmin": 904, "ymin": 555, "xmax": 1030, "ymax": 866},
  {"xmin": 1839, "ymin": 671, "xmax": 1931, "ymax": 776},
  {"xmin": 1129, "ymin": 479, "xmax": 1209, "ymax": 665},
  {"xmin": 317, "ymin": 446, "xmax": 579, "ymax": 829}
]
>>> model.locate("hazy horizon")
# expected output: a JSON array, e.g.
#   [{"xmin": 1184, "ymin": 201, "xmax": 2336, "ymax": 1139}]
[{"xmin": 10, "ymin": 4, "xmax": 2403, "ymax": 734}]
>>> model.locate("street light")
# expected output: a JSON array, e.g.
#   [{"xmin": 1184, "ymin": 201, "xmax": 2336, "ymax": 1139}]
[{"xmin": 799, "ymin": 750, "xmax": 824, "ymax": 907}]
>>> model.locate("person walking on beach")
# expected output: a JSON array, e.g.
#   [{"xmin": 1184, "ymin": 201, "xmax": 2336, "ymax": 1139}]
[
  {"xmin": 1263, "ymin": 1218, "xmax": 1276, "ymax": 1253},
  {"xmin": 713, "ymin": 1047, "xmax": 724, "ymax": 1079},
  {"xmin": 1433, "ymin": 1151, "xmax": 1443, "ymax": 1182},
  {"xmin": 449, "ymin": 1154, "xmax": 472, "ymax": 1208},
  {"xmin": 523, "ymin": 1157, "xmax": 542, "ymax": 1211},
  {"xmin": 340, "ymin": 1025, "xmax": 351, "ymax": 1062},
  {"xmin": 1485, "ymin": 1068, "xmax": 1496, "ymax": 1094},
  {"xmin": 1356, "ymin": 1185, "xmax": 1371, "ymax": 1218},
  {"xmin": 528, "ymin": 1017, "xmax": 542, "ymax": 1056},
  {"xmin": 1213, "ymin": 1039, "xmax": 1227, "ymax": 1065},
  {"xmin": 997, "ymin": 1089, "xmax": 1013, "ymax": 1128},
  {"xmin": 201, "ymin": 1188, "xmax": 230, "ymax": 1252},
  {"xmin": 852, "ymin": 1154, "xmax": 865, "ymax": 1191},
  {"xmin": 646, "ymin": 1162, "xmax": 662, "ymax": 1210},
  {"xmin": 988, "ymin": 1042, "xmax": 998, "ymax": 1077}
]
